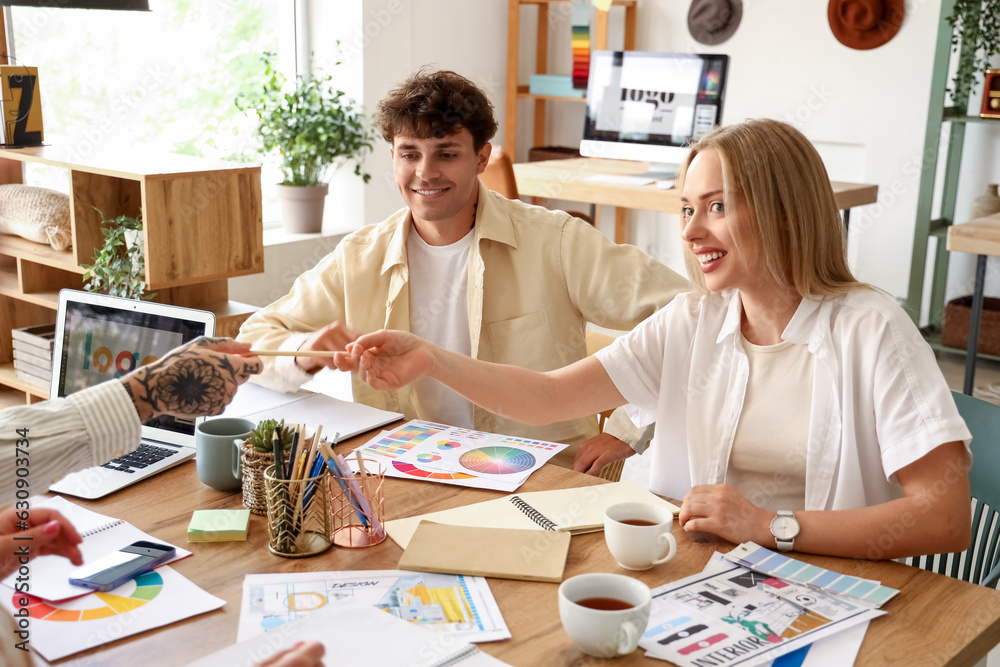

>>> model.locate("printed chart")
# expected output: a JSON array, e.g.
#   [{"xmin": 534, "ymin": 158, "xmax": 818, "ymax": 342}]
[
  {"xmin": 238, "ymin": 570, "xmax": 510, "ymax": 644},
  {"xmin": 355, "ymin": 420, "xmax": 568, "ymax": 491},
  {"xmin": 15, "ymin": 571, "xmax": 163, "ymax": 622}
]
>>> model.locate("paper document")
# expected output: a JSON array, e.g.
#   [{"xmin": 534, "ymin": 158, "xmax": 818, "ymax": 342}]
[
  {"xmin": 193, "ymin": 600, "xmax": 510, "ymax": 667},
  {"xmin": 354, "ymin": 419, "xmax": 569, "ymax": 492},
  {"xmin": 639, "ymin": 554, "xmax": 883, "ymax": 666},
  {"xmin": 237, "ymin": 569, "xmax": 510, "ymax": 644},
  {"xmin": 218, "ymin": 381, "xmax": 402, "ymax": 440},
  {"xmin": 1, "ymin": 495, "xmax": 190, "ymax": 602},
  {"xmin": 1, "ymin": 565, "xmax": 224, "ymax": 661}
]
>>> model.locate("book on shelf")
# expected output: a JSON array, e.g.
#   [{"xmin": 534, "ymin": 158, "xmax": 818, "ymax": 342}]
[{"xmin": 11, "ymin": 322, "xmax": 56, "ymax": 353}]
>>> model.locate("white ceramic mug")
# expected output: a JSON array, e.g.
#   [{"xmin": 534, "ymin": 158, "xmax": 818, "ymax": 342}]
[
  {"xmin": 604, "ymin": 502, "xmax": 678, "ymax": 571},
  {"xmin": 558, "ymin": 572, "xmax": 652, "ymax": 658}
]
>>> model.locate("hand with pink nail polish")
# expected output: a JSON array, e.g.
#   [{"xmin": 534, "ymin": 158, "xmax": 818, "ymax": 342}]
[{"xmin": 0, "ymin": 506, "xmax": 83, "ymax": 579}]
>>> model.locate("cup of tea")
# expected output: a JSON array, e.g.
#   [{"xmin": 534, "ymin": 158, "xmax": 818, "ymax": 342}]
[
  {"xmin": 558, "ymin": 572, "xmax": 651, "ymax": 658},
  {"xmin": 604, "ymin": 502, "xmax": 677, "ymax": 571}
]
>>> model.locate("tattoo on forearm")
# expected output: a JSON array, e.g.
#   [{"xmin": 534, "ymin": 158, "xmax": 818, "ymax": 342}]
[
  {"xmin": 243, "ymin": 362, "xmax": 261, "ymax": 374},
  {"xmin": 131, "ymin": 338, "xmax": 239, "ymax": 417}
]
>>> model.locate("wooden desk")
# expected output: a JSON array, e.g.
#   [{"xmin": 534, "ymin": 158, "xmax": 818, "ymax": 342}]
[
  {"xmin": 513, "ymin": 157, "xmax": 879, "ymax": 244},
  {"xmin": 36, "ymin": 428, "xmax": 1000, "ymax": 666}
]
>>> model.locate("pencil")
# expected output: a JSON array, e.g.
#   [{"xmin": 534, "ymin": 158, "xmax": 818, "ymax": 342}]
[{"xmin": 248, "ymin": 349, "xmax": 340, "ymax": 358}]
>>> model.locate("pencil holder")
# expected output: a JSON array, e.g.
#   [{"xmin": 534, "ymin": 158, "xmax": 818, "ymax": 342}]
[
  {"xmin": 263, "ymin": 465, "xmax": 332, "ymax": 558},
  {"xmin": 330, "ymin": 458, "xmax": 386, "ymax": 548}
]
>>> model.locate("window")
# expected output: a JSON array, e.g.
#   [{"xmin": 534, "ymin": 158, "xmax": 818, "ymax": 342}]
[{"xmin": 9, "ymin": 0, "xmax": 296, "ymax": 225}]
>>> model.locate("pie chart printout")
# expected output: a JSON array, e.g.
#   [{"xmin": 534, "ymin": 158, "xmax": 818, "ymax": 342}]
[{"xmin": 459, "ymin": 446, "xmax": 537, "ymax": 475}]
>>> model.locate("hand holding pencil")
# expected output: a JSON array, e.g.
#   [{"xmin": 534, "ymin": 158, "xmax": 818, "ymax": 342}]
[{"xmin": 266, "ymin": 321, "xmax": 359, "ymax": 374}]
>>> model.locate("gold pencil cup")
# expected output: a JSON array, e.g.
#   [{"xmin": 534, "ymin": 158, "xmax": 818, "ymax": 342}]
[
  {"xmin": 330, "ymin": 459, "xmax": 387, "ymax": 548},
  {"xmin": 263, "ymin": 465, "xmax": 332, "ymax": 558}
]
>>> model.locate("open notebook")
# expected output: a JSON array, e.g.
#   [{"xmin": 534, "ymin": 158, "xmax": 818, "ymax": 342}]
[{"xmin": 385, "ymin": 480, "xmax": 680, "ymax": 549}]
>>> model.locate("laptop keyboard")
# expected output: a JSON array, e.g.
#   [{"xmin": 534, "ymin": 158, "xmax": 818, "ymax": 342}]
[{"xmin": 102, "ymin": 443, "xmax": 180, "ymax": 473}]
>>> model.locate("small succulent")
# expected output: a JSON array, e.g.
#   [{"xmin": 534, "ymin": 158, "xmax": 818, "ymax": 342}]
[{"xmin": 248, "ymin": 419, "xmax": 295, "ymax": 453}]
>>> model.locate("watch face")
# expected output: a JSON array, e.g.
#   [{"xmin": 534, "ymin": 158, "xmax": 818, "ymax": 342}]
[{"xmin": 772, "ymin": 516, "xmax": 799, "ymax": 540}]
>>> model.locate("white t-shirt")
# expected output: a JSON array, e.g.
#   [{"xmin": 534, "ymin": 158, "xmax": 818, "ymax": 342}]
[
  {"xmin": 726, "ymin": 336, "xmax": 813, "ymax": 511},
  {"xmin": 406, "ymin": 225, "xmax": 475, "ymax": 428},
  {"xmin": 596, "ymin": 289, "xmax": 971, "ymax": 510}
]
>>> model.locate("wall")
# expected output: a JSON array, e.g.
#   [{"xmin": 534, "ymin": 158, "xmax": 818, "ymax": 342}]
[{"xmin": 235, "ymin": 0, "xmax": 998, "ymax": 310}]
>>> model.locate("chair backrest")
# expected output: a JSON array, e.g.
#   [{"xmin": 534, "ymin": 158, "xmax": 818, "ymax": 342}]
[
  {"xmin": 585, "ymin": 330, "xmax": 625, "ymax": 483},
  {"xmin": 480, "ymin": 146, "xmax": 518, "ymax": 199},
  {"xmin": 908, "ymin": 391, "xmax": 1000, "ymax": 588}
]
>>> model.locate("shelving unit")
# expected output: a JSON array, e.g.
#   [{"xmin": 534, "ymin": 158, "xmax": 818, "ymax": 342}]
[
  {"xmin": 906, "ymin": 0, "xmax": 998, "ymax": 335},
  {"xmin": 0, "ymin": 145, "xmax": 264, "ymax": 403},
  {"xmin": 504, "ymin": 0, "xmax": 636, "ymax": 159}
]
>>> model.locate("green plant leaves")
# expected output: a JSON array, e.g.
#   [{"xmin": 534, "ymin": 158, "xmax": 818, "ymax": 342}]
[
  {"xmin": 948, "ymin": 0, "xmax": 1000, "ymax": 106},
  {"xmin": 82, "ymin": 209, "xmax": 155, "ymax": 301},
  {"xmin": 236, "ymin": 52, "xmax": 374, "ymax": 187}
]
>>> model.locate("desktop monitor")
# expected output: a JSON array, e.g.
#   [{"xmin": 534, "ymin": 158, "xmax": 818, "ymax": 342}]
[{"xmin": 580, "ymin": 51, "xmax": 729, "ymax": 179}]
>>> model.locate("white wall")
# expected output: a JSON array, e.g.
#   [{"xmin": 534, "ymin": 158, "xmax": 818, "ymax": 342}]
[{"xmin": 235, "ymin": 0, "xmax": 1000, "ymax": 309}]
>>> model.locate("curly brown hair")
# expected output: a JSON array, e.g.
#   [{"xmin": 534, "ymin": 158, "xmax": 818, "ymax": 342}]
[{"xmin": 376, "ymin": 69, "xmax": 498, "ymax": 152}]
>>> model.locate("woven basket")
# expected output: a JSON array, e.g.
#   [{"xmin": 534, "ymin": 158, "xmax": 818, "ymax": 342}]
[
  {"xmin": 240, "ymin": 441, "xmax": 274, "ymax": 516},
  {"xmin": 942, "ymin": 295, "xmax": 1000, "ymax": 356}
]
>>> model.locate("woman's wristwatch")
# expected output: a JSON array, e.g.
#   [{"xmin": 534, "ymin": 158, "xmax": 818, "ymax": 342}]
[{"xmin": 769, "ymin": 510, "xmax": 800, "ymax": 552}]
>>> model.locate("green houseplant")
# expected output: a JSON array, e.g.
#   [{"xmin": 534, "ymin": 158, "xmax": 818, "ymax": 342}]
[
  {"xmin": 240, "ymin": 418, "xmax": 295, "ymax": 515},
  {"xmin": 947, "ymin": 0, "xmax": 1000, "ymax": 107},
  {"xmin": 82, "ymin": 210, "xmax": 154, "ymax": 300},
  {"xmin": 238, "ymin": 53, "xmax": 373, "ymax": 233}
]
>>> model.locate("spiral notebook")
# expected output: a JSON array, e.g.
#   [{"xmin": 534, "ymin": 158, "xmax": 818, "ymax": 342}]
[
  {"xmin": 0, "ymin": 495, "xmax": 190, "ymax": 602},
  {"xmin": 385, "ymin": 480, "xmax": 681, "ymax": 549}
]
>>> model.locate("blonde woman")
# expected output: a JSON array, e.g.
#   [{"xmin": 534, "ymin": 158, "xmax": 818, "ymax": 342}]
[{"xmin": 339, "ymin": 119, "xmax": 971, "ymax": 560}]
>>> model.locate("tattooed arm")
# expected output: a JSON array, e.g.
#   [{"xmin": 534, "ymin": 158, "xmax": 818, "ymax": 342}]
[{"xmin": 121, "ymin": 337, "xmax": 261, "ymax": 421}]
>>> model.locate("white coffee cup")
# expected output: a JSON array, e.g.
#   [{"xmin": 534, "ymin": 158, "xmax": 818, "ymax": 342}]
[
  {"xmin": 558, "ymin": 572, "xmax": 652, "ymax": 658},
  {"xmin": 604, "ymin": 502, "xmax": 677, "ymax": 571}
]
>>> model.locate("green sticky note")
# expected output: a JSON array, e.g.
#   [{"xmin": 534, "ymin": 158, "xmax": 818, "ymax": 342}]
[{"xmin": 187, "ymin": 509, "xmax": 251, "ymax": 543}]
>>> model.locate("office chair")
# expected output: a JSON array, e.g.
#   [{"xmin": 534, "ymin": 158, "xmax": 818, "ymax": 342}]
[
  {"xmin": 907, "ymin": 391, "xmax": 1000, "ymax": 589},
  {"xmin": 585, "ymin": 330, "xmax": 624, "ymax": 483},
  {"xmin": 480, "ymin": 147, "xmax": 594, "ymax": 225}
]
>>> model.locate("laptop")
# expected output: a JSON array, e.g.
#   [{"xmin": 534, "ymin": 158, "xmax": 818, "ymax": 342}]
[{"xmin": 47, "ymin": 289, "xmax": 216, "ymax": 499}]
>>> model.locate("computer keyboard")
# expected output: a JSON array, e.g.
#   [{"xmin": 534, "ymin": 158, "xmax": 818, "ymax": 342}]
[
  {"xmin": 584, "ymin": 173, "xmax": 658, "ymax": 186},
  {"xmin": 102, "ymin": 442, "xmax": 180, "ymax": 473}
]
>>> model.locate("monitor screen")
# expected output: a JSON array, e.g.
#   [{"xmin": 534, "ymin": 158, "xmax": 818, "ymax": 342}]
[{"xmin": 580, "ymin": 51, "xmax": 729, "ymax": 174}]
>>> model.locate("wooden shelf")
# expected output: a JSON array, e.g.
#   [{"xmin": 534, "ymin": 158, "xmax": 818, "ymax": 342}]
[
  {"xmin": 0, "ymin": 363, "xmax": 48, "ymax": 399},
  {"xmin": 0, "ymin": 148, "xmax": 265, "ymax": 400},
  {"xmin": 504, "ymin": 0, "xmax": 636, "ymax": 156}
]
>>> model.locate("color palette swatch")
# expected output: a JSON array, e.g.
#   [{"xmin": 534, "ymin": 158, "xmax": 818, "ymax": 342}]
[
  {"xmin": 723, "ymin": 543, "xmax": 899, "ymax": 608},
  {"xmin": 571, "ymin": 0, "xmax": 591, "ymax": 90},
  {"xmin": 392, "ymin": 461, "xmax": 476, "ymax": 481},
  {"xmin": 500, "ymin": 436, "xmax": 561, "ymax": 451},
  {"xmin": 15, "ymin": 571, "xmax": 163, "ymax": 622}
]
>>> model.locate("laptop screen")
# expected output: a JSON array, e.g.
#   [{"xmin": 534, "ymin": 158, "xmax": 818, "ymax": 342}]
[{"xmin": 52, "ymin": 293, "xmax": 213, "ymax": 438}]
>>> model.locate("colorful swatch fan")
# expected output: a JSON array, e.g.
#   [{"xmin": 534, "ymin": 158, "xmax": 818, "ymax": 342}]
[{"xmin": 571, "ymin": 0, "xmax": 591, "ymax": 90}]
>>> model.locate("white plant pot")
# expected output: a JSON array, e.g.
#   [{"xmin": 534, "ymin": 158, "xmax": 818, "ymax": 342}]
[
  {"xmin": 276, "ymin": 183, "xmax": 329, "ymax": 234},
  {"xmin": 123, "ymin": 229, "xmax": 144, "ymax": 273}
]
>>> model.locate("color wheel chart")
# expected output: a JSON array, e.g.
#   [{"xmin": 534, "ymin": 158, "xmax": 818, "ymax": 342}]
[
  {"xmin": 15, "ymin": 571, "xmax": 163, "ymax": 622},
  {"xmin": 459, "ymin": 446, "xmax": 536, "ymax": 474},
  {"xmin": 359, "ymin": 420, "xmax": 568, "ymax": 491}
]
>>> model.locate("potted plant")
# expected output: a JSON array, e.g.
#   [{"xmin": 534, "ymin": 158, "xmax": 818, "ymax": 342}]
[
  {"xmin": 240, "ymin": 418, "xmax": 295, "ymax": 515},
  {"xmin": 81, "ymin": 210, "xmax": 154, "ymax": 300},
  {"xmin": 237, "ymin": 53, "xmax": 373, "ymax": 233},
  {"xmin": 947, "ymin": 0, "xmax": 1000, "ymax": 108}
]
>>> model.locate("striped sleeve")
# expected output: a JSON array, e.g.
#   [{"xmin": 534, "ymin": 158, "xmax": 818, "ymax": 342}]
[{"xmin": 0, "ymin": 381, "xmax": 141, "ymax": 504}]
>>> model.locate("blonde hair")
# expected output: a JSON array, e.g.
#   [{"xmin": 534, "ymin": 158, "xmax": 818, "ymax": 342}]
[{"xmin": 677, "ymin": 118, "xmax": 863, "ymax": 297}]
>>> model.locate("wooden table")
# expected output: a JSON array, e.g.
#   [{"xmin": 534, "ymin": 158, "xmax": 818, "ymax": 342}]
[
  {"xmin": 947, "ymin": 213, "xmax": 1000, "ymax": 394},
  {"xmin": 513, "ymin": 157, "xmax": 879, "ymax": 244},
  {"xmin": 35, "ymin": 428, "xmax": 1000, "ymax": 666}
]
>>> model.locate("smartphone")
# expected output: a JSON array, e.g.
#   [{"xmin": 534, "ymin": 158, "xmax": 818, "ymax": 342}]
[{"xmin": 68, "ymin": 540, "xmax": 176, "ymax": 592}]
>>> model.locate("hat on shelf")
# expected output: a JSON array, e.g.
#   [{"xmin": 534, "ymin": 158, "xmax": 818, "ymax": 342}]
[
  {"xmin": 828, "ymin": 0, "xmax": 905, "ymax": 50},
  {"xmin": 688, "ymin": 0, "xmax": 742, "ymax": 46}
]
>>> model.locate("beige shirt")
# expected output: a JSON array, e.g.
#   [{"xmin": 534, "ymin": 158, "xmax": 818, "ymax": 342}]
[
  {"xmin": 238, "ymin": 183, "xmax": 690, "ymax": 459},
  {"xmin": 727, "ymin": 337, "xmax": 813, "ymax": 511}
]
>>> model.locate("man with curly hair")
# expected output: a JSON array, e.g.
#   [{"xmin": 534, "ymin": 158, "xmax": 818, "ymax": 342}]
[{"xmin": 239, "ymin": 69, "xmax": 689, "ymax": 472}]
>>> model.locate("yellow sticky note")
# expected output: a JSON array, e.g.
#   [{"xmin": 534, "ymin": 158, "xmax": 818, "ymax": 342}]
[{"xmin": 592, "ymin": 0, "xmax": 613, "ymax": 11}]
